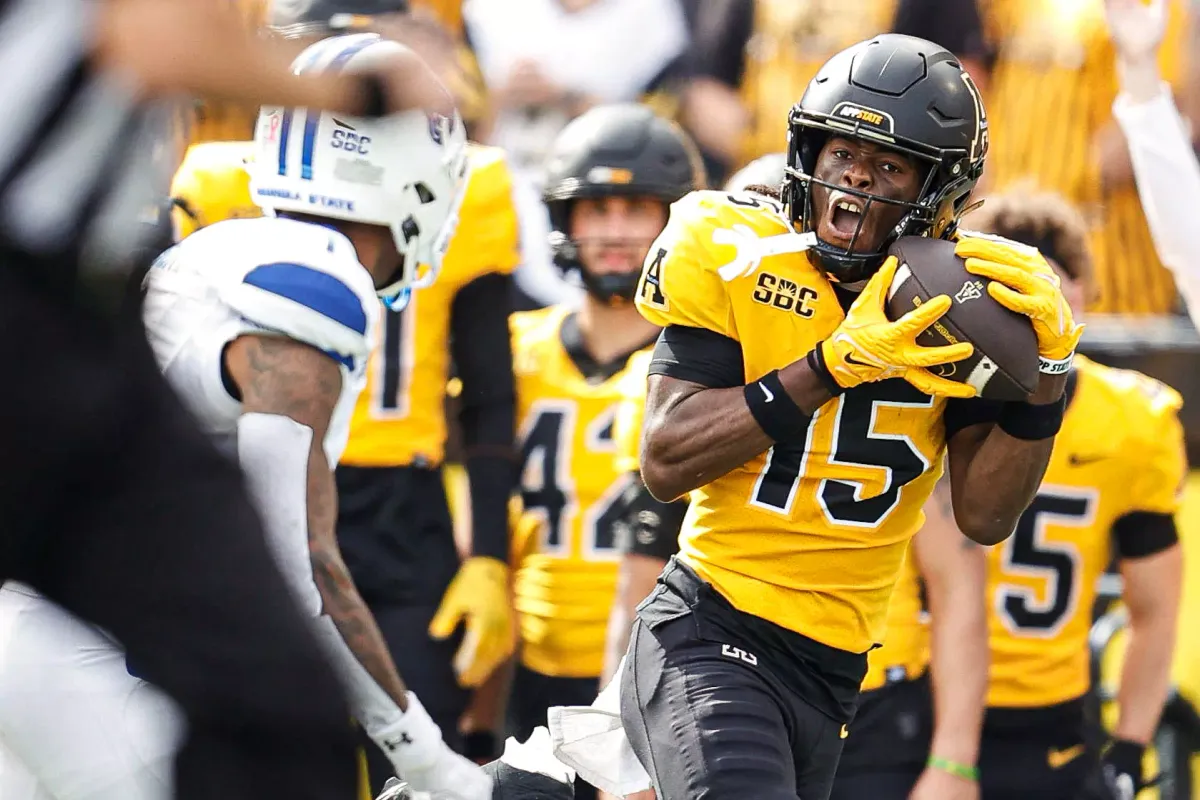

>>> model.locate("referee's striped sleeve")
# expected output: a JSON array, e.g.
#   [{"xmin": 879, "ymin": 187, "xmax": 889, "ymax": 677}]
[{"xmin": 0, "ymin": 0, "xmax": 178, "ymax": 273}]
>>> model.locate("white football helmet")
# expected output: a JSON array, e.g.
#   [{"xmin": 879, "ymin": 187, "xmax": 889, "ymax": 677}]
[{"xmin": 249, "ymin": 33, "xmax": 469, "ymax": 307}]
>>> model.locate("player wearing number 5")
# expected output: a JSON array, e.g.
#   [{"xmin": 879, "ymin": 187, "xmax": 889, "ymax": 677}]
[
  {"xmin": 508, "ymin": 105, "xmax": 703, "ymax": 798},
  {"xmin": 963, "ymin": 193, "xmax": 1185, "ymax": 800},
  {"xmin": 620, "ymin": 34, "xmax": 1083, "ymax": 800}
]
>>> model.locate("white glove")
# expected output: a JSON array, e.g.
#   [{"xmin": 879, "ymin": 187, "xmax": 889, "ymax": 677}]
[{"xmin": 376, "ymin": 692, "xmax": 492, "ymax": 800}]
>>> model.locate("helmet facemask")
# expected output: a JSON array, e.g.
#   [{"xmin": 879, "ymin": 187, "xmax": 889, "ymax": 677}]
[{"xmin": 784, "ymin": 112, "xmax": 982, "ymax": 284}]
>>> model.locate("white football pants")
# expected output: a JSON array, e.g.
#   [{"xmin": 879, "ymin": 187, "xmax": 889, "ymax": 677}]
[{"xmin": 0, "ymin": 582, "xmax": 184, "ymax": 800}]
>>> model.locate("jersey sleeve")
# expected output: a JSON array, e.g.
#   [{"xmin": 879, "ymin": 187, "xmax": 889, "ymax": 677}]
[
  {"xmin": 1125, "ymin": 383, "xmax": 1187, "ymax": 517},
  {"xmin": 221, "ymin": 257, "xmax": 376, "ymax": 370},
  {"xmin": 635, "ymin": 191, "xmax": 741, "ymax": 338},
  {"xmin": 613, "ymin": 349, "xmax": 654, "ymax": 474}
]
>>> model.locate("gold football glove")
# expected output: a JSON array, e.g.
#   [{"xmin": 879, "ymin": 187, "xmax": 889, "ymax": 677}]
[
  {"xmin": 428, "ymin": 557, "xmax": 515, "ymax": 689},
  {"xmin": 957, "ymin": 236, "xmax": 1084, "ymax": 373},
  {"xmin": 819, "ymin": 256, "xmax": 977, "ymax": 398}
]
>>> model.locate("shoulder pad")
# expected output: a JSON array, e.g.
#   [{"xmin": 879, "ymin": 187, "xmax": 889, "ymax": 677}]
[
  {"xmin": 203, "ymin": 219, "xmax": 378, "ymax": 368},
  {"xmin": 635, "ymin": 191, "xmax": 808, "ymax": 336}
]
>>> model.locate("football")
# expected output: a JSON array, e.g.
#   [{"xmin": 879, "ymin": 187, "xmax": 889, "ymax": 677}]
[{"xmin": 885, "ymin": 236, "xmax": 1039, "ymax": 401}]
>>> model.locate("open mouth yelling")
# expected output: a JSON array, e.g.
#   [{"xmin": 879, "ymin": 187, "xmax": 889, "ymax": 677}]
[{"xmin": 818, "ymin": 193, "xmax": 868, "ymax": 250}]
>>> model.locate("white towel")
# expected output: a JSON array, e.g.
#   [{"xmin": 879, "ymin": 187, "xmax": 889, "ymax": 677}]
[
  {"xmin": 498, "ymin": 726, "xmax": 576, "ymax": 786},
  {"xmin": 547, "ymin": 658, "xmax": 653, "ymax": 796}
]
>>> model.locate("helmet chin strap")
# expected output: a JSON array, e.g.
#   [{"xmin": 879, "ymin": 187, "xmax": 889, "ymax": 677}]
[{"xmin": 580, "ymin": 270, "xmax": 640, "ymax": 306}]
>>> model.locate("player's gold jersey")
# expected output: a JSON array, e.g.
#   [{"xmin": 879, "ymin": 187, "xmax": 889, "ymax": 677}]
[
  {"xmin": 341, "ymin": 145, "xmax": 520, "ymax": 467},
  {"xmin": 983, "ymin": 0, "xmax": 1190, "ymax": 313},
  {"xmin": 511, "ymin": 305, "xmax": 654, "ymax": 678},
  {"xmin": 738, "ymin": 0, "xmax": 897, "ymax": 163},
  {"xmin": 861, "ymin": 550, "xmax": 929, "ymax": 692},
  {"xmin": 635, "ymin": 191, "xmax": 956, "ymax": 654},
  {"xmin": 613, "ymin": 349, "xmax": 653, "ymax": 475},
  {"xmin": 985, "ymin": 356, "xmax": 1186, "ymax": 709},
  {"xmin": 170, "ymin": 141, "xmax": 261, "ymax": 240}
]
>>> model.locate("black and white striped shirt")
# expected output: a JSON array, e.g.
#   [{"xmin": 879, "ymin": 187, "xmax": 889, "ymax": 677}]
[{"xmin": 0, "ymin": 0, "xmax": 178, "ymax": 280}]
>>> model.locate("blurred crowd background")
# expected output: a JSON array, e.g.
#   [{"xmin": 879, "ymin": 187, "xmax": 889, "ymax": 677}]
[{"xmin": 184, "ymin": 0, "xmax": 1200, "ymax": 795}]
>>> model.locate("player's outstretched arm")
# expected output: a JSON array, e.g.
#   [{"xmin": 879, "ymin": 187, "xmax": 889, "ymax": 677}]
[
  {"xmin": 226, "ymin": 334, "xmax": 491, "ymax": 800},
  {"xmin": 225, "ymin": 334, "xmax": 411, "ymax": 708},
  {"xmin": 908, "ymin": 479, "xmax": 987, "ymax": 800},
  {"xmin": 95, "ymin": 0, "xmax": 451, "ymax": 117}
]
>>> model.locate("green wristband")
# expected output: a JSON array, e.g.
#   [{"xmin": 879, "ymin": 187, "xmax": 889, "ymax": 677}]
[{"xmin": 928, "ymin": 755, "xmax": 979, "ymax": 782}]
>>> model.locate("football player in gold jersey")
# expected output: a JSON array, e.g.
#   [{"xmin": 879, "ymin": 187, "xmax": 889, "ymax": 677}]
[
  {"xmin": 965, "ymin": 192, "xmax": 1185, "ymax": 800},
  {"xmin": 620, "ymin": 34, "xmax": 1084, "ymax": 800},
  {"xmin": 600, "ymin": 156, "xmax": 788, "ymax": 689},
  {"xmin": 508, "ymin": 104, "xmax": 703, "ymax": 800}
]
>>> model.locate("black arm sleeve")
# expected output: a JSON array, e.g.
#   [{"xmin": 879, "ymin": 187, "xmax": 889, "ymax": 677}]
[
  {"xmin": 615, "ymin": 478, "xmax": 687, "ymax": 562},
  {"xmin": 649, "ymin": 325, "xmax": 745, "ymax": 389},
  {"xmin": 1113, "ymin": 512, "xmax": 1179, "ymax": 560},
  {"xmin": 891, "ymin": 0, "xmax": 989, "ymax": 63},
  {"xmin": 943, "ymin": 397, "xmax": 1004, "ymax": 441},
  {"xmin": 449, "ymin": 272, "xmax": 517, "ymax": 563}
]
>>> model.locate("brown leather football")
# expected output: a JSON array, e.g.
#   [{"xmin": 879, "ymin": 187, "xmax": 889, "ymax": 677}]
[{"xmin": 885, "ymin": 236, "xmax": 1039, "ymax": 401}]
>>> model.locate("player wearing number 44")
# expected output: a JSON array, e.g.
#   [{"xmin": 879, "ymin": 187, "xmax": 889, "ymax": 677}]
[
  {"xmin": 615, "ymin": 33, "xmax": 1084, "ymax": 800},
  {"xmin": 507, "ymin": 103, "xmax": 703, "ymax": 799}
]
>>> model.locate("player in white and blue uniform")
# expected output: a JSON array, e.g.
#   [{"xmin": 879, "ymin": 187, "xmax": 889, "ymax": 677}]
[{"xmin": 0, "ymin": 35, "xmax": 489, "ymax": 800}]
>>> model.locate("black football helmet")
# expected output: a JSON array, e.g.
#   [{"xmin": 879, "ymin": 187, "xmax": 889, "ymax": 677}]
[
  {"xmin": 266, "ymin": 0, "xmax": 410, "ymax": 38},
  {"xmin": 543, "ymin": 104, "xmax": 704, "ymax": 305},
  {"xmin": 784, "ymin": 34, "xmax": 988, "ymax": 283}
]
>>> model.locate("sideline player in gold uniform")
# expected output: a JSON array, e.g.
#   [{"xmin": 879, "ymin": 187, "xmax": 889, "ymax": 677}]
[
  {"xmin": 508, "ymin": 104, "xmax": 703, "ymax": 800},
  {"xmin": 965, "ymin": 193, "xmax": 1185, "ymax": 800},
  {"xmin": 621, "ymin": 34, "xmax": 1084, "ymax": 800}
]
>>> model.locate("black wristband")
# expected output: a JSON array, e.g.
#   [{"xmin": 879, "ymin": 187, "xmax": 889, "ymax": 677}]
[
  {"xmin": 744, "ymin": 370, "xmax": 811, "ymax": 442},
  {"xmin": 998, "ymin": 394, "xmax": 1066, "ymax": 441},
  {"xmin": 356, "ymin": 73, "xmax": 389, "ymax": 118},
  {"xmin": 806, "ymin": 343, "xmax": 845, "ymax": 397}
]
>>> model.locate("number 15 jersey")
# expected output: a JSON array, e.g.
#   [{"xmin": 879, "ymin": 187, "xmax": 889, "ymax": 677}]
[{"xmin": 634, "ymin": 191, "xmax": 993, "ymax": 654}]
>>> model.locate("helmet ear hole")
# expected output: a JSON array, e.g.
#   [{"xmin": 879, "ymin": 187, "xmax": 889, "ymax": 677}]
[
  {"xmin": 414, "ymin": 183, "xmax": 436, "ymax": 204},
  {"xmin": 401, "ymin": 216, "xmax": 420, "ymax": 242}
]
